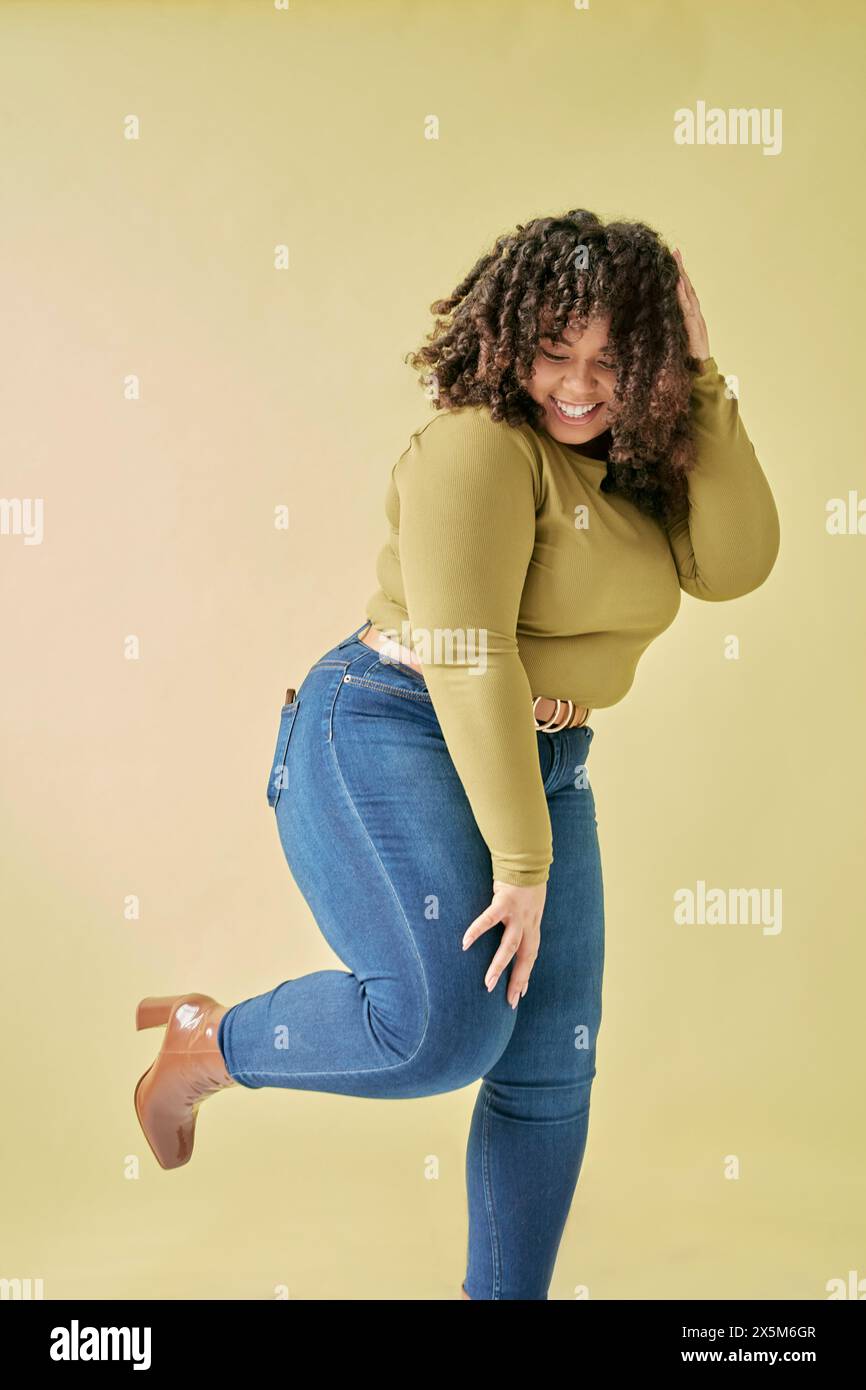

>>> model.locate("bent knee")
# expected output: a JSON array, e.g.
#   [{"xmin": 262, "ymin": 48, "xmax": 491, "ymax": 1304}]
[{"xmin": 481, "ymin": 1070, "xmax": 597, "ymax": 1124}]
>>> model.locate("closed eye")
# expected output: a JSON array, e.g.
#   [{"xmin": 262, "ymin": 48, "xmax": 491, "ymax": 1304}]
[{"xmin": 540, "ymin": 347, "xmax": 618, "ymax": 371}]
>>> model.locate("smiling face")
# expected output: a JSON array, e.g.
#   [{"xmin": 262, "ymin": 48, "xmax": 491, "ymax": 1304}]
[{"xmin": 525, "ymin": 312, "xmax": 617, "ymax": 447}]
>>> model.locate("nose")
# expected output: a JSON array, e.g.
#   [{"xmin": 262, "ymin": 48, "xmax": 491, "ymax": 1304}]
[{"xmin": 560, "ymin": 361, "xmax": 600, "ymax": 395}]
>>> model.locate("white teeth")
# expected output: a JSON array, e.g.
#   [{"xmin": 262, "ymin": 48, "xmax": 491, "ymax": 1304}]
[{"xmin": 553, "ymin": 398, "xmax": 600, "ymax": 419}]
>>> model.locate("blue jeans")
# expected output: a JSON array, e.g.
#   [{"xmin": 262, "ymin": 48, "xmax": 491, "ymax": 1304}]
[{"xmin": 218, "ymin": 620, "xmax": 606, "ymax": 1300}]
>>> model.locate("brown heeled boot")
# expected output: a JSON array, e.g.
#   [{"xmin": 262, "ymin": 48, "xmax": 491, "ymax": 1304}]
[{"xmin": 134, "ymin": 992, "xmax": 237, "ymax": 1170}]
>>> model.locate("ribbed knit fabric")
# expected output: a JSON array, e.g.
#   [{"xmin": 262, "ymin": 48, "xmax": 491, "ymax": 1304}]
[{"xmin": 366, "ymin": 357, "xmax": 780, "ymax": 886}]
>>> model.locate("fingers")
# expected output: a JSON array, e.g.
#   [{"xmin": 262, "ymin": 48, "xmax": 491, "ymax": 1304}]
[
  {"xmin": 462, "ymin": 901, "xmax": 503, "ymax": 951},
  {"xmin": 673, "ymin": 247, "xmax": 711, "ymax": 363},
  {"xmin": 483, "ymin": 924, "xmax": 523, "ymax": 998},
  {"xmin": 481, "ymin": 922, "xmax": 541, "ymax": 1010},
  {"xmin": 676, "ymin": 274, "xmax": 696, "ymax": 324},
  {"xmin": 504, "ymin": 939, "xmax": 538, "ymax": 1010},
  {"xmin": 464, "ymin": 884, "xmax": 545, "ymax": 1009},
  {"xmin": 673, "ymin": 247, "xmax": 700, "ymax": 310}
]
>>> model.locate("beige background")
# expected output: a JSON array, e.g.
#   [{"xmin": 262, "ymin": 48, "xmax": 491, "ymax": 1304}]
[{"xmin": 1, "ymin": 0, "xmax": 863, "ymax": 1300}]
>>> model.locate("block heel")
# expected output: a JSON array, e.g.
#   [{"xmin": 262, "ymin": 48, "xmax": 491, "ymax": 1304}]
[{"xmin": 136, "ymin": 996, "xmax": 180, "ymax": 1030}]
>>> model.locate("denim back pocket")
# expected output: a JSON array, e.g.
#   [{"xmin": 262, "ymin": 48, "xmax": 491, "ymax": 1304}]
[{"xmin": 266, "ymin": 698, "xmax": 301, "ymax": 809}]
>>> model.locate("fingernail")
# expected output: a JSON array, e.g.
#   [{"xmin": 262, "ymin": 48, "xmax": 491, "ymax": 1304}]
[
  {"xmin": 521, "ymin": 984, "xmax": 528, "ymax": 997},
  {"xmin": 486, "ymin": 977, "xmax": 497, "ymax": 992},
  {"xmin": 511, "ymin": 998, "xmax": 519, "ymax": 1010}
]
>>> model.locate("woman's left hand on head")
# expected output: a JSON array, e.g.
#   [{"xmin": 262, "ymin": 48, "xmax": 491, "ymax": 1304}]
[{"xmin": 673, "ymin": 247, "xmax": 711, "ymax": 364}]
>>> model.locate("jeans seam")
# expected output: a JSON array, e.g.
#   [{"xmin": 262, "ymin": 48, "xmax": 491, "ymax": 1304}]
[
  {"xmin": 360, "ymin": 652, "xmax": 430, "ymax": 688},
  {"xmin": 343, "ymin": 675, "xmax": 432, "ymax": 704},
  {"xmin": 481, "ymin": 1086, "xmax": 502, "ymax": 1299},
  {"xmin": 324, "ymin": 649, "xmax": 380, "ymax": 741},
  {"xmin": 542, "ymin": 733, "xmax": 563, "ymax": 794}
]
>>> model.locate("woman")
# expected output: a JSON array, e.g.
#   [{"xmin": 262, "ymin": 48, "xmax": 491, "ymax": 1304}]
[{"xmin": 134, "ymin": 210, "xmax": 780, "ymax": 1300}]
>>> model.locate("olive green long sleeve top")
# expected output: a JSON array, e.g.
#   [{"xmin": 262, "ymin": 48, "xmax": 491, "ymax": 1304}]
[{"xmin": 366, "ymin": 357, "xmax": 780, "ymax": 886}]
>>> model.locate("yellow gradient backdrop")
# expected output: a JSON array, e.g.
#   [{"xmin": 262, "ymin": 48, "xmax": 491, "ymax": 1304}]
[{"xmin": 1, "ymin": 0, "xmax": 863, "ymax": 1300}]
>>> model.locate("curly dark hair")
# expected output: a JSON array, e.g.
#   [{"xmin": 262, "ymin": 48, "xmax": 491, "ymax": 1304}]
[{"xmin": 404, "ymin": 209, "xmax": 703, "ymax": 524}]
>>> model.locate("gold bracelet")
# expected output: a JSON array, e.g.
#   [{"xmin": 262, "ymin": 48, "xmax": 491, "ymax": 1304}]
[
  {"xmin": 533, "ymin": 696, "xmax": 574, "ymax": 731},
  {"xmin": 532, "ymin": 697, "xmax": 593, "ymax": 731}
]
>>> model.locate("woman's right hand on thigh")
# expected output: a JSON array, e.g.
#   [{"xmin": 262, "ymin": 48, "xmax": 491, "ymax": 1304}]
[{"xmin": 462, "ymin": 881, "xmax": 547, "ymax": 1010}]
